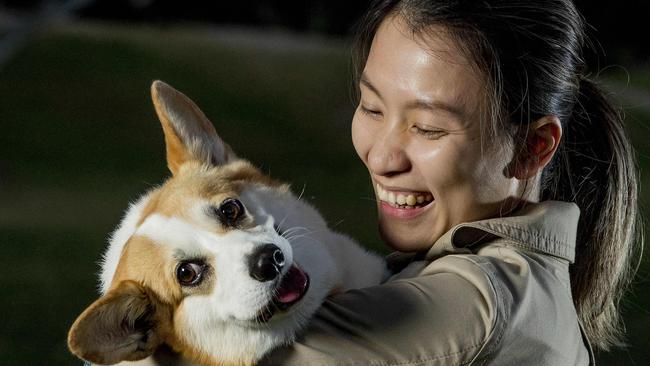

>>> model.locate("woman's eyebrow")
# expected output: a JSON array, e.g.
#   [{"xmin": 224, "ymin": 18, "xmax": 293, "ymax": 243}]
[
  {"xmin": 361, "ymin": 74, "xmax": 465, "ymax": 119},
  {"xmin": 404, "ymin": 99, "xmax": 465, "ymax": 119},
  {"xmin": 359, "ymin": 74, "xmax": 382, "ymax": 98}
]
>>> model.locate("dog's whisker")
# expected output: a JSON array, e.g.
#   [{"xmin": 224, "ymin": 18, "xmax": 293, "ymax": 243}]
[
  {"xmin": 281, "ymin": 227, "xmax": 314, "ymax": 239},
  {"xmin": 283, "ymin": 225, "xmax": 311, "ymax": 232},
  {"xmin": 282, "ymin": 229, "xmax": 299, "ymax": 237},
  {"xmin": 277, "ymin": 212, "xmax": 292, "ymax": 232},
  {"xmin": 282, "ymin": 228, "xmax": 311, "ymax": 237},
  {"xmin": 284, "ymin": 224, "xmax": 343, "ymax": 239},
  {"xmin": 275, "ymin": 185, "xmax": 308, "ymax": 231},
  {"xmin": 296, "ymin": 183, "xmax": 307, "ymax": 201},
  {"xmin": 284, "ymin": 231, "xmax": 319, "ymax": 242},
  {"xmin": 286, "ymin": 235, "xmax": 320, "ymax": 246}
]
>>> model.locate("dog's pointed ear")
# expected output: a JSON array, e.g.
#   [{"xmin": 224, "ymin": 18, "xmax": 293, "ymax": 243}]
[
  {"xmin": 151, "ymin": 80, "xmax": 236, "ymax": 175},
  {"xmin": 68, "ymin": 280, "xmax": 170, "ymax": 365}
]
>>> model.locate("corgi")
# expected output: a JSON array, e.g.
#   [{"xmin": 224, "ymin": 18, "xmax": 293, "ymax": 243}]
[{"xmin": 67, "ymin": 81, "xmax": 386, "ymax": 366}]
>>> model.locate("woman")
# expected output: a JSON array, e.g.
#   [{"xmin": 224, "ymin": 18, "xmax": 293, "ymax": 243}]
[{"xmin": 264, "ymin": 0, "xmax": 641, "ymax": 365}]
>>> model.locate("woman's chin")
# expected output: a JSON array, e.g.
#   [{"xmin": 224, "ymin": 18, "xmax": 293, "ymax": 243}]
[{"xmin": 378, "ymin": 222, "xmax": 437, "ymax": 252}]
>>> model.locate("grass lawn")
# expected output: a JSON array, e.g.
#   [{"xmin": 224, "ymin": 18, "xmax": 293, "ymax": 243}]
[{"xmin": 0, "ymin": 22, "xmax": 648, "ymax": 365}]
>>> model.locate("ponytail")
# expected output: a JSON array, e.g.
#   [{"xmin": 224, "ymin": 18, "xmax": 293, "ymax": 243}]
[{"xmin": 541, "ymin": 77, "xmax": 642, "ymax": 350}]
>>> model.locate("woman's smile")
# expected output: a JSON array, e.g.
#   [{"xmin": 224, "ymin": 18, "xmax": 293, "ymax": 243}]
[{"xmin": 374, "ymin": 182, "xmax": 434, "ymax": 219}]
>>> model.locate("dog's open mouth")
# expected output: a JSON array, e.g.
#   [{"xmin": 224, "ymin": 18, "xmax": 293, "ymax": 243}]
[{"xmin": 256, "ymin": 265, "xmax": 310, "ymax": 323}]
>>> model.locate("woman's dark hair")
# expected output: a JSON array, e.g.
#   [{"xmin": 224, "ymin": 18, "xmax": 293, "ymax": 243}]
[{"xmin": 352, "ymin": 0, "xmax": 642, "ymax": 351}]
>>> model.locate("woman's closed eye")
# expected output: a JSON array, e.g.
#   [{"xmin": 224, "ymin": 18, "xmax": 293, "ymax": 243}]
[
  {"xmin": 410, "ymin": 124, "xmax": 447, "ymax": 139},
  {"xmin": 360, "ymin": 104, "xmax": 383, "ymax": 119}
]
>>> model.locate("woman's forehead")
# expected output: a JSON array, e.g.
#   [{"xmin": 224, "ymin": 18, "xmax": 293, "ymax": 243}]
[{"xmin": 363, "ymin": 15, "xmax": 483, "ymax": 121}]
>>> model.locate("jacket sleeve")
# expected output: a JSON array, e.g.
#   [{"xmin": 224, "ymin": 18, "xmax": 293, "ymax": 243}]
[{"xmin": 260, "ymin": 256, "xmax": 500, "ymax": 366}]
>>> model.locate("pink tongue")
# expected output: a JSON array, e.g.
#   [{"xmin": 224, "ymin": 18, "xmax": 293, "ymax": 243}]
[{"xmin": 276, "ymin": 265, "xmax": 309, "ymax": 304}]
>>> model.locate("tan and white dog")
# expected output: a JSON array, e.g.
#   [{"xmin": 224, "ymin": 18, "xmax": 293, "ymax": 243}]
[{"xmin": 68, "ymin": 81, "xmax": 386, "ymax": 366}]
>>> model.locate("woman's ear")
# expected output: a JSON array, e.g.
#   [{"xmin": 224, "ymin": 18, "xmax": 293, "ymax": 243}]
[{"xmin": 511, "ymin": 115, "xmax": 562, "ymax": 179}]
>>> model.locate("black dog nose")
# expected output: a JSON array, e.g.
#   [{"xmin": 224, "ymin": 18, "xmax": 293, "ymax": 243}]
[{"xmin": 248, "ymin": 244, "xmax": 285, "ymax": 282}]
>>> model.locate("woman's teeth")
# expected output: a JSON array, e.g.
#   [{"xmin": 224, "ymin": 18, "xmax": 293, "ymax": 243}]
[{"xmin": 376, "ymin": 184, "xmax": 433, "ymax": 208}]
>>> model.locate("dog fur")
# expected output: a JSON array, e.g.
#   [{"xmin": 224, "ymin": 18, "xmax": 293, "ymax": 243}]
[{"xmin": 67, "ymin": 81, "xmax": 386, "ymax": 366}]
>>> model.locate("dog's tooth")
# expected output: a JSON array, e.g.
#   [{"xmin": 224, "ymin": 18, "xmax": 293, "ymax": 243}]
[
  {"xmin": 387, "ymin": 191, "xmax": 396, "ymax": 204},
  {"xmin": 416, "ymin": 195, "xmax": 425, "ymax": 204},
  {"xmin": 396, "ymin": 194, "xmax": 406, "ymax": 205},
  {"xmin": 425, "ymin": 194, "xmax": 433, "ymax": 201},
  {"xmin": 406, "ymin": 195, "xmax": 417, "ymax": 206}
]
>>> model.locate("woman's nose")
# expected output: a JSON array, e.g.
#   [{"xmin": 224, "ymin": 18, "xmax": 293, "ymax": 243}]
[{"xmin": 367, "ymin": 132, "xmax": 411, "ymax": 177}]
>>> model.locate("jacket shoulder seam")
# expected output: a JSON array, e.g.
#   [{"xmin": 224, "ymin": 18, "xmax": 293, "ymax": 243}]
[{"xmin": 481, "ymin": 222, "xmax": 572, "ymax": 252}]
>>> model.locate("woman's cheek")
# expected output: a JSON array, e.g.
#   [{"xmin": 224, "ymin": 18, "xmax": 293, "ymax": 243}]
[{"xmin": 414, "ymin": 140, "xmax": 466, "ymax": 189}]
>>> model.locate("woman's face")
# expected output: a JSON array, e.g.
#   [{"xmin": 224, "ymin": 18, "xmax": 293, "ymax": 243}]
[{"xmin": 352, "ymin": 16, "xmax": 522, "ymax": 252}]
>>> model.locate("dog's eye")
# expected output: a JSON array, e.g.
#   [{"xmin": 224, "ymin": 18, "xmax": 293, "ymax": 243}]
[
  {"xmin": 176, "ymin": 262, "xmax": 205, "ymax": 286},
  {"xmin": 218, "ymin": 198, "xmax": 244, "ymax": 225}
]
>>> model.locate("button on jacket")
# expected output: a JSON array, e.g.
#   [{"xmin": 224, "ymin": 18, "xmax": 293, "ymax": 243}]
[{"xmin": 263, "ymin": 200, "xmax": 595, "ymax": 365}]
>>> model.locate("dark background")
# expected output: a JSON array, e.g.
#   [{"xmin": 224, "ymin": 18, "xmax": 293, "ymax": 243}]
[{"xmin": 0, "ymin": 1, "xmax": 648, "ymax": 365}]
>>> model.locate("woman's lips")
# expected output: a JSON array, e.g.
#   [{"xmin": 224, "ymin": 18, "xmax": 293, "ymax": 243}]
[{"xmin": 379, "ymin": 200, "xmax": 432, "ymax": 219}]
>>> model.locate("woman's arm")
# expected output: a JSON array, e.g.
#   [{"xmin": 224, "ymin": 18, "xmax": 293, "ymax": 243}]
[{"xmin": 261, "ymin": 256, "xmax": 499, "ymax": 366}]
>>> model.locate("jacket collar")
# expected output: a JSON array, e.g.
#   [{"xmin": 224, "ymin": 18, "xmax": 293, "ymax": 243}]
[{"xmin": 423, "ymin": 200, "xmax": 580, "ymax": 262}]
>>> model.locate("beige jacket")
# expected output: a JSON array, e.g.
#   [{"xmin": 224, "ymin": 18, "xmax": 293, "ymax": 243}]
[{"xmin": 262, "ymin": 201, "xmax": 595, "ymax": 365}]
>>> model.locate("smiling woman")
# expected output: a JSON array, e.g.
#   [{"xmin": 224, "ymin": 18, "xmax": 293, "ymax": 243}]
[
  {"xmin": 352, "ymin": 18, "xmax": 520, "ymax": 252},
  {"xmin": 263, "ymin": 0, "xmax": 641, "ymax": 365}
]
